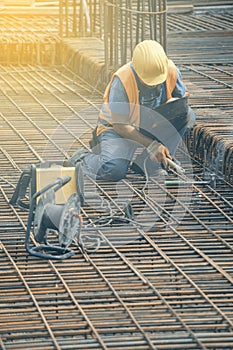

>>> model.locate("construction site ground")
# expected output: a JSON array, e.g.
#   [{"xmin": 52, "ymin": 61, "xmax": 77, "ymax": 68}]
[{"xmin": 0, "ymin": 2, "xmax": 233, "ymax": 349}]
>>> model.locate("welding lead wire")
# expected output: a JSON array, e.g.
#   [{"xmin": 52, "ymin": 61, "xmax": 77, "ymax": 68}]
[
  {"xmin": 0, "ymin": 183, "xmax": 109, "ymax": 350},
  {"xmin": 1, "ymin": 150, "xmax": 233, "ymax": 336},
  {"xmin": 163, "ymin": 158, "xmax": 233, "ymax": 229},
  {"xmin": 0, "ymin": 241, "xmax": 62, "ymax": 350}
]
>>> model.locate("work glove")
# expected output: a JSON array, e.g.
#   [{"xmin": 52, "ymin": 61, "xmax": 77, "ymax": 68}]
[{"xmin": 147, "ymin": 140, "xmax": 172, "ymax": 168}]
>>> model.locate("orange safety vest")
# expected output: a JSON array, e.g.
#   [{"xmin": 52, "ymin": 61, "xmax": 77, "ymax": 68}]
[{"xmin": 97, "ymin": 59, "xmax": 178, "ymax": 136}]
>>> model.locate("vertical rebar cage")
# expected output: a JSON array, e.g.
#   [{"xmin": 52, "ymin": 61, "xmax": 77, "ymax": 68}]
[
  {"xmin": 59, "ymin": 0, "xmax": 167, "ymax": 74},
  {"xmin": 59, "ymin": 0, "xmax": 100, "ymax": 37},
  {"xmin": 104, "ymin": 0, "xmax": 167, "ymax": 73}
]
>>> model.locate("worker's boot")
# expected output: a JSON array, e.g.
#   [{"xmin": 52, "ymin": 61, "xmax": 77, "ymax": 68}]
[{"xmin": 70, "ymin": 148, "xmax": 90, "ymax": 165}]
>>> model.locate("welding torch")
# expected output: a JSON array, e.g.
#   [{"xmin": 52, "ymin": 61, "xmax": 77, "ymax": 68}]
[
  {"xmin": 164, "ymin": 158, "xmax": 216, "ymax": 187},
  {"xmin": 165, "ymin": 157, "xmax": 185, "ymax": 175}
]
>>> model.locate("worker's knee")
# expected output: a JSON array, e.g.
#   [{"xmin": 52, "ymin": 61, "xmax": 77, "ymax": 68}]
[{"xmin": 98, "ymin": 158, "xmax": 129, "ymax": 181}]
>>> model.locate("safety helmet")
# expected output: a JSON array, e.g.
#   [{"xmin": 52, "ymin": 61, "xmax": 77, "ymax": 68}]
[{"xmin": 132, "ymin": 40, "xmax": 168, "ymax": 86}]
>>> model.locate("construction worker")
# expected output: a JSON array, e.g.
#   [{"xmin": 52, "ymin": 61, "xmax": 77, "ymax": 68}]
[{"xmin": 71, "ymin": 40, "xmax": 196, "ymax": 181}]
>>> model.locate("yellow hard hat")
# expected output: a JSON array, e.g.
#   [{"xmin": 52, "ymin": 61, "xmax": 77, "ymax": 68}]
[{"xmin": 132, "ymin": 40, "xmax": 168, "ymax": 86}]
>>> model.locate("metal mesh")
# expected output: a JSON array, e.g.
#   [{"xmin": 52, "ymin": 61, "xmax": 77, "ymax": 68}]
[
  {"xmin": 1, "ymin": 63, "xmax": 233, "ymax": 350},
  {"xmin": 1, "ymin": 4, "xmax": 233, "ymax": 349}
]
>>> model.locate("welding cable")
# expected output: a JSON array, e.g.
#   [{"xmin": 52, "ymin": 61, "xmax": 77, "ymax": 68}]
[
  {"xmin": 83, "ymin": 215, "xmax": 140, "ymax": 228},
  {"xmin": 80, "ymin": 157, "xmax": 171, "ymax": 233},
  {"xmin": 75, "ymin": 215, "xmax": 140, "ymax": 254},
  {"xmin": 84, "ymin": 192, "xmax": 113, "ymax": 216},
  {"xmin": 1, "ymin": 175, "xmax": 74, "ymax": 259},
  {"xmin": 140, "ymin": 156, "xmax": 184, "ymax": 225},
  {"xmin": 82, "ymin": 212, "xmax": 167, "ymax": 230},
  {"xmin": 141, "ymin": 156, "xmax": 151, "ymax": 197},
  {"xmin": 75, "ymin": 205, "xmax": 155, "ymax": 253},
  {"xmin": 25, "ymin": 176, "xmax": 76, "ymax": 260},
  {"xmin": 75, "ymin": 207, "xmax": 169, "ymax": 253},
  {"xmin": 140, "ymin": 155, "xmax": 169, "ymax": 198},
  {"xmin": 140, "ymin": 155, "xmax": 183, "ymax": 195},
  {"xmin": 2, "ymin": 173, "xmax": 79, "ymax": 258},
  {"xmin": 25, "ymin": 208, "xmax": 75, "ymax": 260},
  {"xmin": 76, "ymin": 231, "xmax": 102, "ymax": 253}
]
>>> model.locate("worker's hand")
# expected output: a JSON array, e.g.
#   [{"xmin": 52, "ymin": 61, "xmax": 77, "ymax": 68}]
[{"xmin": 147, "ymin": 141, "xmax": 172, "ymax": 168}]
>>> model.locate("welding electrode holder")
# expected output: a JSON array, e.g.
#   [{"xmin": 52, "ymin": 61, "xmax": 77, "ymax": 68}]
[
  {"xmin": 164, "ymin": 158, "xmax": 217, "ymax": 187},
  {"xmin": 25, "ymin": 175, "xmax": 82, "ymax": 260},
  {"xmin": 165, "ymin": 158, "xmax": 185, "ymax": 175},
  {"xmin": 164, "ymin": 170, "xmax": 217, "ymax": 187}
]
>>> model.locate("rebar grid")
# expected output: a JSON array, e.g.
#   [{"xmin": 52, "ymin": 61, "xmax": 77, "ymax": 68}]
[
  {"xmin": 167, "ymin": 12, "xmax": 233, "ymax": 32},
  {"xmin": 180, "ymin": 64, "xmax": 233, "ymax": 184},
  {"xmin": 0, "ymin": 64, "xmax": 233, "ymax": 349}
]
